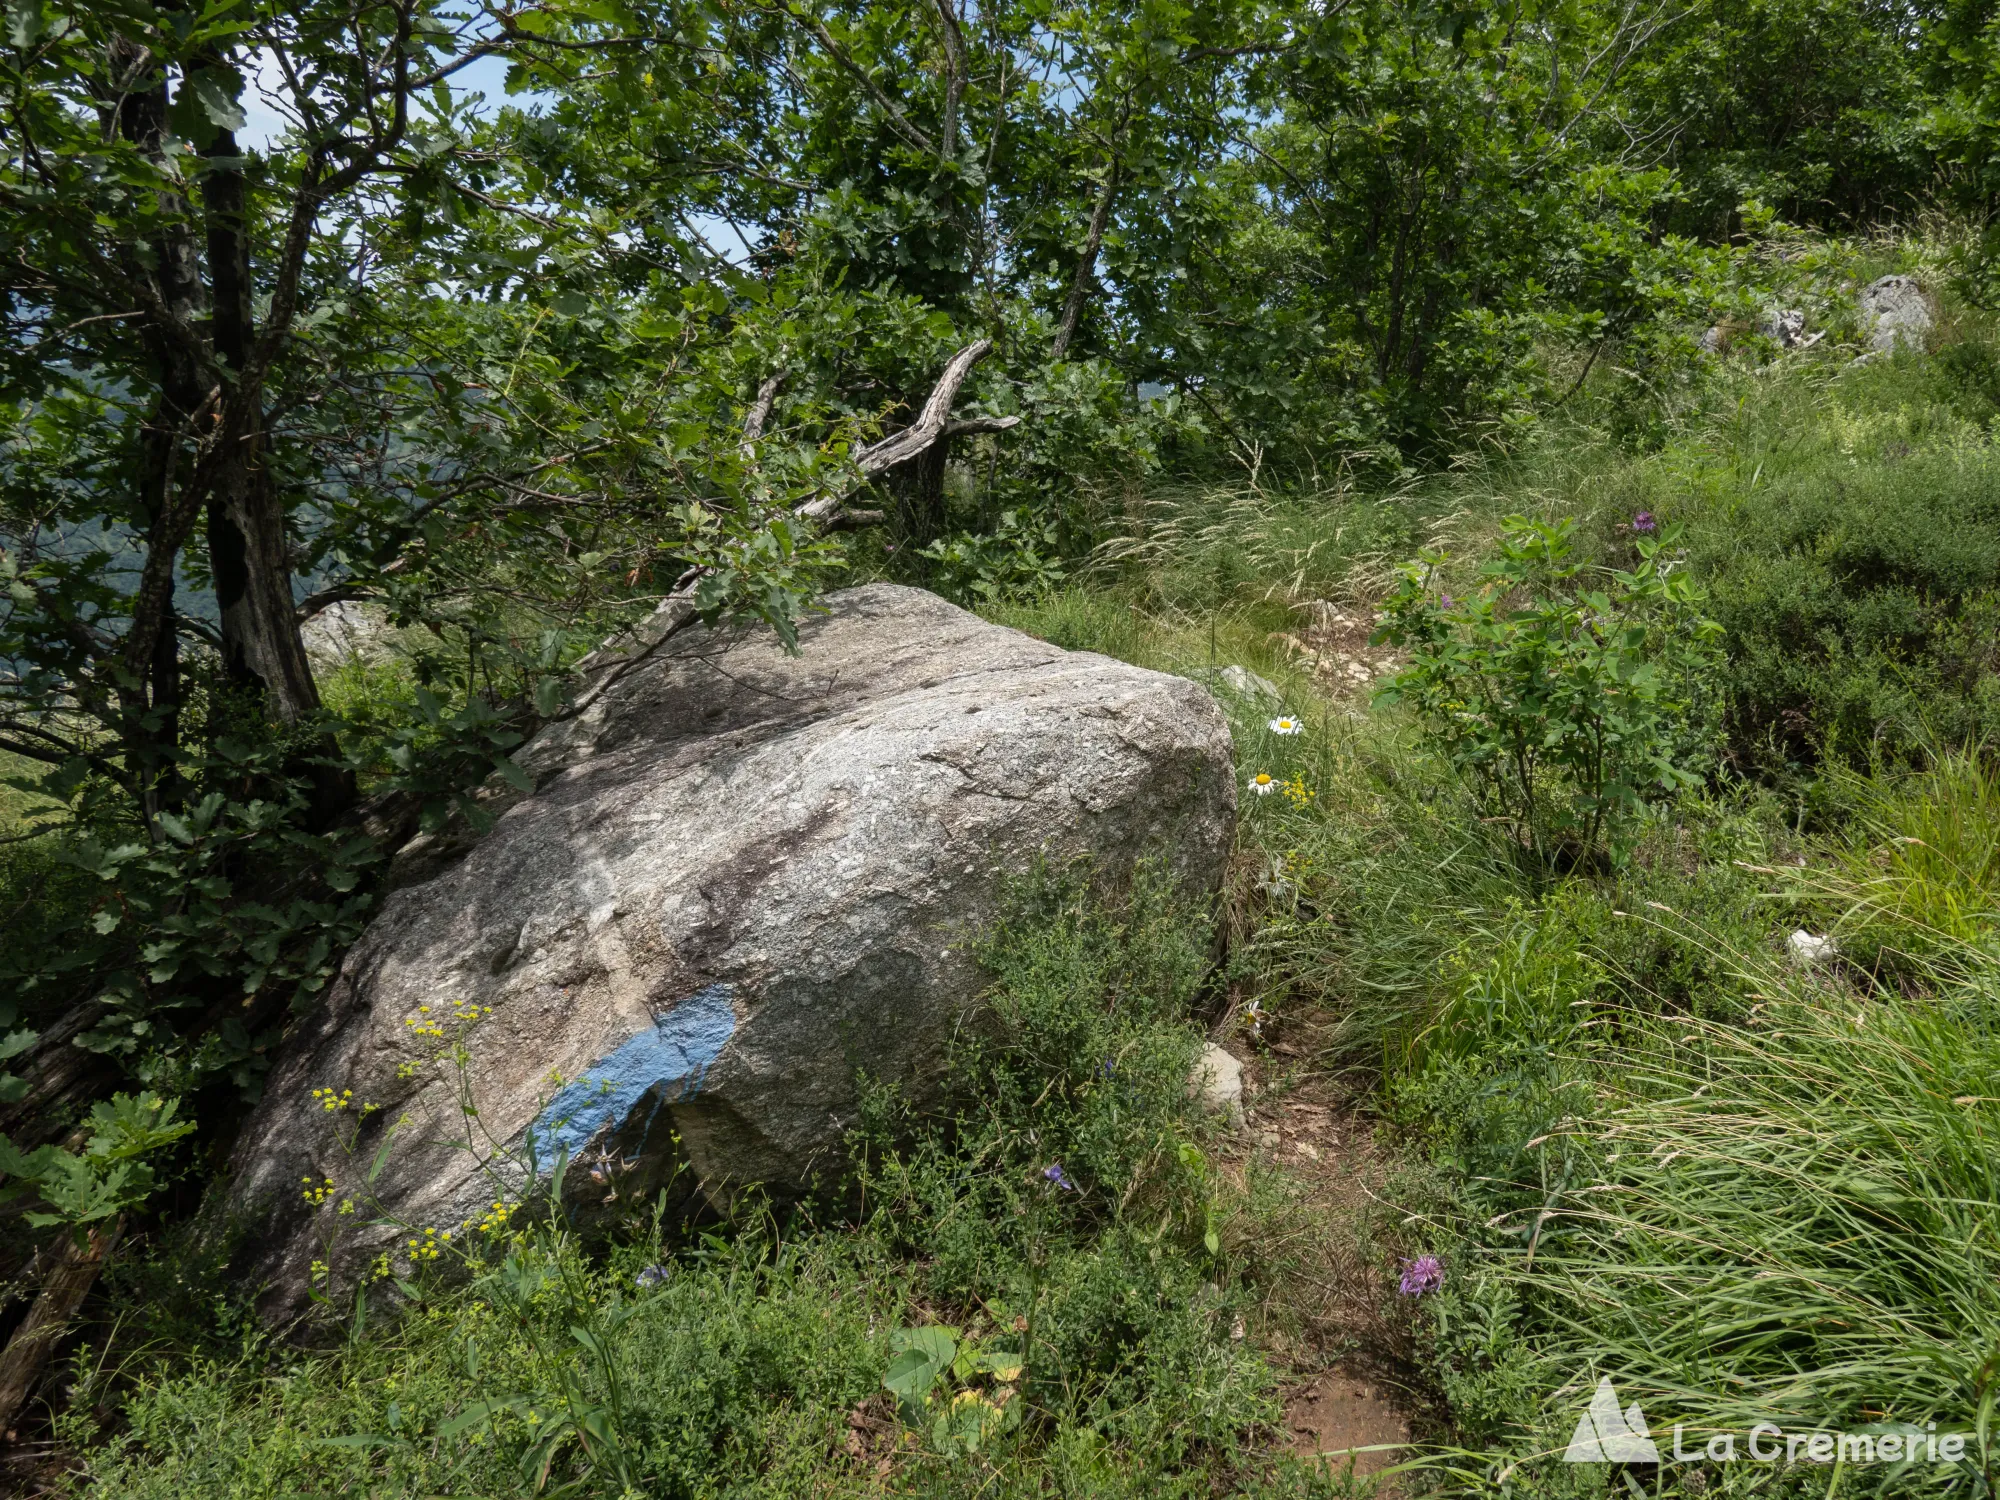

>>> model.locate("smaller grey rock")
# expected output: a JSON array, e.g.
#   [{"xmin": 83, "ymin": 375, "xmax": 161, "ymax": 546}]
[
  {"xmin": 1217, "ymin": 665, "xmax": 1282, "ymax": 706},
  {"xmin": 1258, "ymin": 1129, "xmax": 1280, "ymax": 1149},
  {"xmin": 1190, "ymin": 1041, "xmax": 1245, "ymax": 1129},
  {"xmin": 1761, "ymin": 308, "xmax": 1807, "ymax": 348},
  {"xmin": 1787, "ymin": 930, "xmax": 1838, "ymax": 967},
  {"xmin": 1698, "ymin": 325, "xmax": 1727, "ymax": 354},
  {"xmin": 1858, "ymin": 276, "xmax": 1931, "ymax": 354}
]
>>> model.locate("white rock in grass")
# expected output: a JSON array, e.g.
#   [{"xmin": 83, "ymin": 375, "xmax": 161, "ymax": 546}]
[
  {"xmin": 300, "ymin": 599, "xmax": 398, "ymax": 668},
  {"xmin": 1190, "ymin": 1041, "xmax": 1246, "ymax": 1129},
  {"xmin": 1761, "ymin": 308, "xmax": 1808, "ymax": 348},
  {"xmin": 1787, "ymin": 930, "xmax": 1838, "ymax": 967},
  {"xmin": 1858, "ymin": 275, "xmax": 1932, "ymax": 354},
  {"xmin": 1217, "ymin": 665, "xmax": 1283, "ymax": 706}
]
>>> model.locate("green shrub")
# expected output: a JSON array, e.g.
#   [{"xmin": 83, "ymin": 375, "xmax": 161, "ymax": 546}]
[
  {"xmin": 1375, "ymin": 516, "xmax": 1723, "ymax": 871},
  {"xmin": 1694, "ymin": 445, "xmax": 2000, "ymax": 773},
  {"xmin": 916, "ymin": 507, "xmax": 1068, "ymax": 604},
  {"xmin": 1929, "ymin": 332, "xmax": 2000, "ymax": 426}
]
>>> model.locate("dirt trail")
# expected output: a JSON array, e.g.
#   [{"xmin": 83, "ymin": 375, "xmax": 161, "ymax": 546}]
[{"xmin": 1212, "ymin": 1006, "xmax": 1418, "ymax": 1491}]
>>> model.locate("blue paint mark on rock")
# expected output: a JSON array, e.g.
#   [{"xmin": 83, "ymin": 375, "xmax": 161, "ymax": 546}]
[{"xmin": 531, "ymin": 984, "xmax": 737, "ymax": 1157}]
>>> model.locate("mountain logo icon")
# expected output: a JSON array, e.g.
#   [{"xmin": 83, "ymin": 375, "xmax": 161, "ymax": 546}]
[{"xmin": 1563, "ymin": 1376, "xmax": 1661, "ymax": 1463}]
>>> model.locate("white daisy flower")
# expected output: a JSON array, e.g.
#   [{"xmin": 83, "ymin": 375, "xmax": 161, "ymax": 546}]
[
  {"xmin": 1268, "ymin": 715, "xmax": 1304, "ymax": 736},
  {"xmin": 1248, "ymin": 772, "xmax": 1278, "ymax": 796}
]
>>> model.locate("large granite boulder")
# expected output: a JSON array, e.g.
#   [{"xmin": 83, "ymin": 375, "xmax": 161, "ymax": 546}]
[
  {"xmin": 226, "ymin": 584, "xmax": 1235, "ymax": 1318},
  {"xmin": 1859, "ymin": 275, "xmax": 1931, "ymax": 354}
]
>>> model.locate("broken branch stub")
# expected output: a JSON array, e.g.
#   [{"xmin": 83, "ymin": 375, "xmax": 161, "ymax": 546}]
[{"xmin": 570, "ymin": 339, "xmax": 1017, "ymax": 706}]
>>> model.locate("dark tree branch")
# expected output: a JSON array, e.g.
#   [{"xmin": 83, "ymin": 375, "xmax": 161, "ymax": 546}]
[
  {"xmin": 1052, "ymin": 160, "xmax": 1121, "ymax": 360},
  {"xmin": 769, "ymin": 2, "xmax": 939, "ymax": 156},
  {"xmin": 296, "ymin": 583, "xmax": 377, "ymax": 622}
]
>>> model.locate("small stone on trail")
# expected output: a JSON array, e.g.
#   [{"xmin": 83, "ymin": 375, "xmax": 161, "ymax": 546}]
[{"xmin": 1189, "ymin": 1042, "xmax": 1246, "ymax": 1129}]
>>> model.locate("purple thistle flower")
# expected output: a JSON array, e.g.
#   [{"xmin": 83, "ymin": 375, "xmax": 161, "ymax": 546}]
[
  {"xmin": 1631, "ymin": 511, "xmax": 1657, "ymax": 534},
  {"xmin": 1439, "ymin": 593, "xmax": 1455, "ymax": 610},
  {"xmin": 1042, "ymin": 1162, "xmax": 1076, "ymax": 1192},
  {"xmin": 1398, "ymin": 1254, "xmax": 1444, "ymax": 1297}
]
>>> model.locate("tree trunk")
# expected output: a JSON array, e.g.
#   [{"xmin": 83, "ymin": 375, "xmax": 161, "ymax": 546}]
[
  {"xmin": 203, "ymin": 130, "xmax": 322, "ymax": 729},
  {"xmin": 886, "ymin": 438, "xmax": 953, "ymax": 549},
  {"xmin": 203, "ymin": 127, "xmax": 352, "ymax": 823},
  {"xmin": 1052, "ymin": 161, "xmax": 1120, "ymax": 360},
  {"xmin": 0, "ymin": 1220, "xmax": 120, "ymax": 1438},
  {"xmin": 114, "ymin": 44, "xmax": 204, "ymax": 822}
]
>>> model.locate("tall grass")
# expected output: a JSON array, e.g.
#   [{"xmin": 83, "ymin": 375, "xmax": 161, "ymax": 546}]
[
  {"xmin": 1833, "ymin": 748, "xmax": 2000, "ymax": 952},
  {"xmin": 1377, "ymin": 759, "xmax": 2000, "ymax": 1494},
  {"xmin": 1527, "ymin": 980, "xmax": 2000, "ymax": 1441}
]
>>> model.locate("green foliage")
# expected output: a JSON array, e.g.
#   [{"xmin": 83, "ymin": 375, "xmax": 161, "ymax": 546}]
[
  {"xmin": 2, "ymin": 737, "xmax": 378, "ymax": 1095},
  {"xmin": 75, "ymin": 1227, "xmax": 897, "ymax": 1499},
  {"xmin": 1376, "ymin": 516, "xmax": 1723, "ymax": 869},
  {"xmin": 1614, "ymin": 0, "xmax": 1943, "ymax": 237},
  {"xmin": 917, "ymin": 508, "xmax": 1067, "ymax": 605},
  {"xmin": 878, "ymin": 1323, "xmax": 1024, "ymax": 1453},
  {"xmin": 1690, "ymin": 420, "xmax": 2000, "ymax": 774},
  {"xmin": 0, "ymin": 1092, "xmax": 193, "ymax": 1233}
]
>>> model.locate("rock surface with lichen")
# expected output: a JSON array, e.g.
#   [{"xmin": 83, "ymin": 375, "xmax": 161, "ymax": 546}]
[
  {"xmin": 1859, "ymin": 275, "xmax": 1931, "ymax": 354},
  {"xmin": 225, "ymin": 584, "xmax": 1236, "ymax": 1320}
]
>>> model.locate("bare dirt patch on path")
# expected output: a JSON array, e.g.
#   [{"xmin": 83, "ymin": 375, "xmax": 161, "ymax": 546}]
[{"xmin": 1210, "ymin": 1004, "xmax": 1421, "ymax": 1491}]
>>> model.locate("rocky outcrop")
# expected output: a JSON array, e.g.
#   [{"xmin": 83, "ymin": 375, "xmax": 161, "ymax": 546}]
[
  {"xmin": 1859, "ymin": 275, "xmax": 1931, "ymax": 354},
  {"xmin": 1215, "ymin": 665, "xmax": 1283, "ymax": 706},
  {"xmin": 299, "ymin": 599, "xmax": 399, "ymax": 669},
  {"xmin": 226, "ymin": 584, "xmax": 1235, "ymax": 1319}
]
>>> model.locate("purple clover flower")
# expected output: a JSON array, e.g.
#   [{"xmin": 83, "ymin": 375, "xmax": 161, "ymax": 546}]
[
  {"xmin": 1439, "ymin": 592, "xmax": 1455, "ymax": 610},
  {"xmin": 1042, "ymin": 1162, "xmax": 1077, "ymax": 1192},
  {"xmin": 1398, "ymin": 1254, "xmax": 1444, "ymax": 1297},
  {"xmin": 1631, "ymin": 511, "xmax": 1657, "ymax": 534}
]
